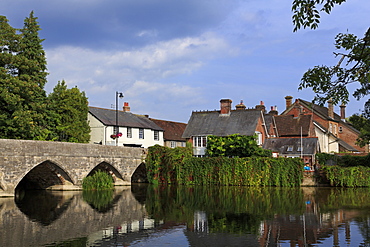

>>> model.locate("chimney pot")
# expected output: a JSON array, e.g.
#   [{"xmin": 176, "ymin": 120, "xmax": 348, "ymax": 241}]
[
  {"xmin": 285, "ymin": 96, "xmax": 293, "ymax": 110},
  {"xmin": 123, "ymin": 102, "xmax": 130, "ymax": 112},
  {"xmin": 340, "ymin": 104, "xmax": 346, "ymax": 120}
]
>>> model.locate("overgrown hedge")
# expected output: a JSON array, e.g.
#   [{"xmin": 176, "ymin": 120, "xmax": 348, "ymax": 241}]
[
  {"xmin": 146, "ymin": 145, "xmax": 303, "ymax": 187},
  {"xmin": 321, "ymin": 165, "xmax": 370, "ymax": 187},
  {"xmin": 316, "ymin": 153, "xmax": 370, "ymax": 187},
  {"xmin": 316, "ymin": 153, "xmax": 370, "ymax": 167}
]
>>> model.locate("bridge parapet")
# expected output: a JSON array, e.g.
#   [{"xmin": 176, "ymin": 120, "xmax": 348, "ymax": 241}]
[{"xmin": 0, "ymin": 139, "xmax": 147, "ymax": 196}]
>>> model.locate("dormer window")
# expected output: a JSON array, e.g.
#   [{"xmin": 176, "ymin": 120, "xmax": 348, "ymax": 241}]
[{"xmin": 287, "ymin": 146, "xmax": 293, "ymax": 152}]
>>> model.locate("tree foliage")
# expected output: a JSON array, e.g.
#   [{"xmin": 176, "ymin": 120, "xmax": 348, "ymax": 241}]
[
  {"xmin": 293, "ymin": 1, "xmax": 370, "ymax": 144},
  {"xmin": 292, "ymin": 0, "xmax": 347, "ymax": 31},
  {"xmin": 48, "ymin": 80, "xmax": 90, "ymax": 143},
  {"xmin": 0, "ymin": 12, "xmax": 49, "ymax": 139},
  {"xmin": 0, "ymin": 12, "xmax": 90, "ymax": 143},
  {"xmin": 348, "ymin": 114, "xmax": 370, "ymax": 147},
  {"xmin": 206, "ymin": 134, "xmax": 271, "ymax": 158}
]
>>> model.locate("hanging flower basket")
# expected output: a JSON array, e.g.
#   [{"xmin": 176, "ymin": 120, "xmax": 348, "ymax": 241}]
[{"xmin": 110, "ymin": 132, "xmax": 122, "ymax": 139}]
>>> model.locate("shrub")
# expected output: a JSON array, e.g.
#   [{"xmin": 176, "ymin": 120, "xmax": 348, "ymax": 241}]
[{"xmin": 82, "ymin": 170, "xmax": 114, "ymax": 190}]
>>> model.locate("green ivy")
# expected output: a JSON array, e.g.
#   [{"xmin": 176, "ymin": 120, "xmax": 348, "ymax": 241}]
[
  {"xmin": 321, "ymin": 165, "xmax": 370, "ymax": 187},
  {"xmin": 146, "ymin": 146, "xmax": 303, "ymax": 187}
]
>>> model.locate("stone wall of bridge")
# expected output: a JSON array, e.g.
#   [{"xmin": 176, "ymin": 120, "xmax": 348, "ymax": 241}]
[{"xmin": 0, "ymin": 139, "xmax": 147, "ymax": 196}]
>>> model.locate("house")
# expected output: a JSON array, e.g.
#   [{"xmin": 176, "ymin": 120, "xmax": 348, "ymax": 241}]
[
  {"xmin": 263, "ymin": 137, "xmax": 320, "ymax": 166},
  {"xmin": 182, "ymin": 99, "xmax": 276, "ymax": 156},
  {"xmin": 88, "ymin": 103, "xmax": 164, "ymax": 148},
  {"xmin": 280, "ymin": 96, "xmax": 366, "ymax": 153},
  {"xmin": 149, "ymin": 118, "xmax": 187, "ymax": 148}
]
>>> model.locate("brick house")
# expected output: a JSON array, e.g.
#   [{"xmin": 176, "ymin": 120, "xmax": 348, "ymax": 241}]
[
  {"xmin": 149, "ymin": 119, "xmax": 187, "ymax": 148},
  {"xmin": 182, "ymin": 99, "xmax": 276, "ymax": 156},
  {"xmin": 280, "ymin": 96, "xmax": 366, "ymax": 153}
]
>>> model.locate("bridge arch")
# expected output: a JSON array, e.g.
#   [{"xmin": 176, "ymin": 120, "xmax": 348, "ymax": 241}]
[
  {"xmin": 15, "ymin": 160, "xmax": 74, "ymax": 192},
  {"xmin": 131, "ymin": 162, "xmax": 148, "ymax": 183},
  {"xmin": 88, "ymin": 162, "xmax": 126, "ymax": 186}
]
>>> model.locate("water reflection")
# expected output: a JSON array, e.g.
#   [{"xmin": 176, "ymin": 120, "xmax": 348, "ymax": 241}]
[
  {"xmin": 2, "ymin": 186, "xmax": 370, "ymax": 246},
  {"xmin": 15, "ymin": 190, "xmax": 73, "ymax": 226}
]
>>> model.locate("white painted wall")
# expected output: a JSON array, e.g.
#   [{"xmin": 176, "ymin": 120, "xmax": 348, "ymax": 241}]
[{"xmin": 88, "ymin": 113, "xmax": 164, "ymax": 148}]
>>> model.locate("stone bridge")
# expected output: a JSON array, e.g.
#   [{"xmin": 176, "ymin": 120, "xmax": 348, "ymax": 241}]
[{"xmin": 0, "ymin": 139, "xmax": 147, "ymax": 196}]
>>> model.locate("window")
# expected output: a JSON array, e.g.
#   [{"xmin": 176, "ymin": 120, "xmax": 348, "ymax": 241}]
[
  {"xmin": 127, "ymin": 127, "xmax": 132, "ymax": 138},
  {"xmin": 139, "ymin": 128, "xmax": 144, "ymax": 139},
  {"xmin": 170, "ymin": 141, "xmax": 176, "ymax": 148},
  {"xmin": 297, "ymin": 146, "xmax": 302, "ymax": 152},
  {"xmin": 193, "ymin": 136, "xmax": 207, "ymax": 147},
  {"xmin": 154, "ymin": 130, "xmax": 159, "ymax": 141},
  {"xmin": 287, "ymin": 146, "xmax": 293, "ymax": 152}
]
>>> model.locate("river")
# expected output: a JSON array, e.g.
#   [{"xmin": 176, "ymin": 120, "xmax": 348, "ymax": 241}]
[{"xmin": 1, "ymin": 185, "xmax": 370, "ymax": 246}]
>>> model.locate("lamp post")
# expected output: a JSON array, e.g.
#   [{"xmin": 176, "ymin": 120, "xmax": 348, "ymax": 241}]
[{"xmin": 115, "ymin": 91, "xmax": 124, "ymax": 146}]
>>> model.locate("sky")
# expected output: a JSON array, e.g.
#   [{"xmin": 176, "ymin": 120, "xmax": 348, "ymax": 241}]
[{"xmin": 2, "ymin": 0, "xmax": 369, "ymax": 123}]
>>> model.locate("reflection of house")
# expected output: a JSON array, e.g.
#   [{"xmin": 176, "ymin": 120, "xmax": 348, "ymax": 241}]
[
  {"xmin": 281, "ymin": 96, "xmax": 366, "ymax": 153},
  {"xmin": 150, "ymin": 119, "xmax": 187, "ymax": 148},
  {"xmin": 182, "ymin": 99, "xmax": 276, "ymax": 157},
  {"xmin": 263, "ymin": 137, "xmax": 319, "ymax": 165},
  {"xmin": 88, "ymin": 104, "xmax": 164, "ymax": 148}
]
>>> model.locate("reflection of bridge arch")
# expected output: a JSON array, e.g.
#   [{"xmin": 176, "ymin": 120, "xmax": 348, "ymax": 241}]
[{"xmin": 16, "ymin": 160, "xmax": 74, "ymax": 191}]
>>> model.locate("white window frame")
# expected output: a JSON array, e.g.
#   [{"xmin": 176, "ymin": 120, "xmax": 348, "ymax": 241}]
[
  {"xmin": 127, "ymin": 127, "xmax": 132, "ymax": 138},
  {"xmin": 154, "ymin": 130, "xmax": 159, "ymax": 141},
  {"xmin": 193, "ymin": 136, "xmax": 207, "ymax": 147},
  {"xmin": 139, "ymin": 128, "xmax": 144, "ymax": 139},
  {"xmin": 170, "ymin": 141, "xmax": 177, "ymax": 148}
]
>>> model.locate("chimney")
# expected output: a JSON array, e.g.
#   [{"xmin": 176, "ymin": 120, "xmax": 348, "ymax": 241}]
[
  {"xmin": 123, "ymin": 102, "xmax": 130, "ymax": 112},
  {"xmin": 255, "ymin": 101, "xmax": 266, "ymax": 112},
  {"xmin": 340, "ymin": 104, "xmax": 346, "ymax": 120},
  {"xmin": 328, "ymin": 99, "xmax": 334, "ymax": 119},
  {"xmin": 220, "ymin": 99, "xmax": 232, "ymax": 115},
  {"xmin": 269, "ymin": 106, "xmax": 278, "ymax": 116},
  {"xmin": 285, "ymin": 96, "xmax": 293, "ymax": 110},
  {"xmin": 235, "ymin": 100, "xmax": 246, "ymax": 110}
]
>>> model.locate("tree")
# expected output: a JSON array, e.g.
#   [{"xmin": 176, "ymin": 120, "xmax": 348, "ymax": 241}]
[
  {"xmin": 293, "ymin": 0, "xmax": 370, "ymax": 143},
  {"xmin": 0, "ymin": 12, "xmax": 49, "ymax": 140},
  {"xmin": 348, "ymin": 114, "xmax": 370, "ymax": 147},
  {"xmin": 206, "ymin": 134, "xmax": 271, "ymax": 158},
  {"xmin": 47, "ymin": 80, "xmax": 91, "ymax": 143}
]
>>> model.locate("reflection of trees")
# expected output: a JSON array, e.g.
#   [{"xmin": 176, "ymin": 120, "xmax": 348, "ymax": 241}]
[
  {"xmin": 82, "ymin": 190, "xmax": 121, "ymax": 213},
  {"xmin": 15, "ymin": 190, "xmax": 73, "ymax": 226},
  {"xmin": 145, "ymin": 185, "xmax": 306, "ymax": 233}
]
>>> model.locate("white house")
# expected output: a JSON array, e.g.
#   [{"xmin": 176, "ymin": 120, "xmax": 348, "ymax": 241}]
[{"xmin": 88, "ymin": 104, "xmax": 164, "ymax": 148}]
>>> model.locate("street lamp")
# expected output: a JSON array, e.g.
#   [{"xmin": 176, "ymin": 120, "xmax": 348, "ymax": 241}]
[{"xmin": 115, "ymin": 91, "xmax": 124, "ymax": 146}]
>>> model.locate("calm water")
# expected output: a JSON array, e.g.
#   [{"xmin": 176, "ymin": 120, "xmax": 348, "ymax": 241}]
[{"xmin": 1, "ymin": 185, "xmax": 370, "ymax": 247}]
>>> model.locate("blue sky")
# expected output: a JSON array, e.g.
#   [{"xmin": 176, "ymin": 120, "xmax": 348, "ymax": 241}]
[{"xmin": 2, "ymin": 0, "xmax": 369, "ymax": 123}]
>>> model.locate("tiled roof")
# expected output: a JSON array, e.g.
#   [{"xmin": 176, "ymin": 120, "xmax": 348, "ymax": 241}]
[
  {"xmin": 150, "ymin": 119, "xmax": 187, "ymax": 141},
  {"xmin": 182, "ymin": 110, "xmax": 262, "ymax": 138},
  {"xmin": 298, "ymin": 99, "xmax": 360, "ymax": 134},
  {"xmin": 274, "ymin": 114, "xmax": 312, "ymax": 137},
  {"xmin": 89, "ymin": 106, "xmax": 163, "ymax": 131},
  {"xmin": 263, "ymin": 137, "xmax": 319, "ymax": 155}
]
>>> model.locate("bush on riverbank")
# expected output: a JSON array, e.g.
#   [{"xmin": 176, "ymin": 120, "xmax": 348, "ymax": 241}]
[
  {"xmin": 321, "ymin": 165, "xmax": 370, "ymax": 187},
  {"xmin": 146, "ymin": 145, "xmax": 303, "ymax": 187},
  {"xmin": 82, "ymin": 171, "xmax": 114, "ymax": 190}
]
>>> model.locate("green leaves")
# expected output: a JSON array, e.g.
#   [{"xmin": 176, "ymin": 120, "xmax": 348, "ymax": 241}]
[
  {"xmin": 206, "ymin": 134, "xmax": 271, "ymax": 158},
  {"xmin": 292, "ymin": 0, "xmax": 347, "ymax": 32}
]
